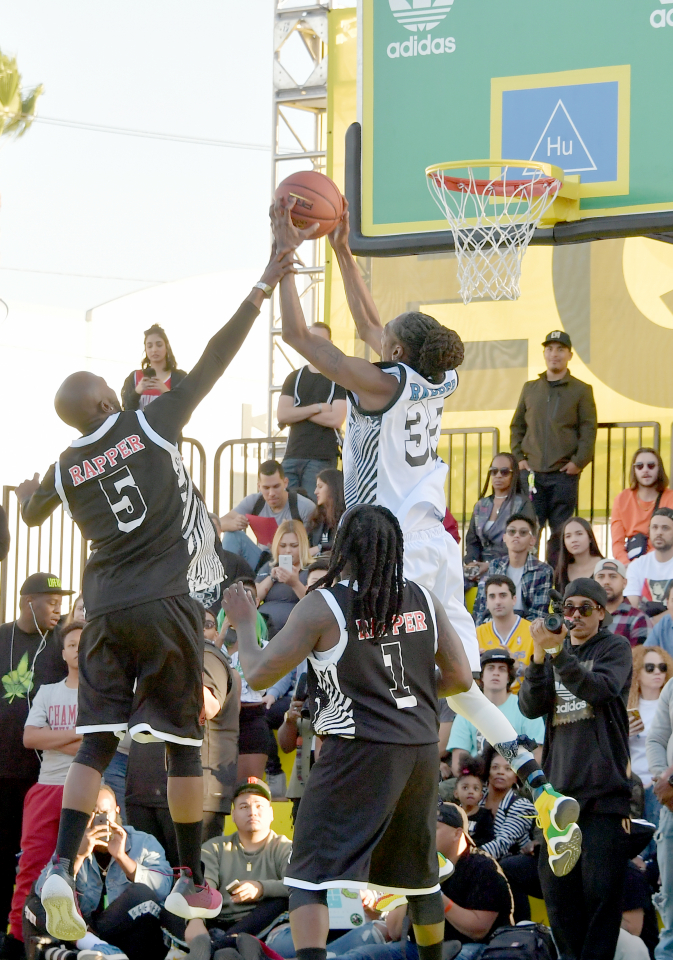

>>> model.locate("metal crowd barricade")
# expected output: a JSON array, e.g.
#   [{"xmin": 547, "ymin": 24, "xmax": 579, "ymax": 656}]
[
  {"xmin": 1, "ymin": 419, "xmax": 665, "ymax": 619},
  {"xmin": 579, "ymin": 421, "xmax": 660, "ymax": 556},
  {"xmin": 439, "ymin": 427, "xmax": 501, "ymax": 551},
  {"xmin": 0, "ymin": 485, "xmax": 89, "ymax": 624},
  {"xmin": 212, "ymin": 437, "xmax": 288, "ymax": 516}
]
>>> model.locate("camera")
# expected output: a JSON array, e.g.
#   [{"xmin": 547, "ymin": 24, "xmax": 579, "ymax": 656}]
[
  {"xmin": 294, "ymin": 671, "xmax": 311, "ymax": 719},
  {"xmin": 544, "ymin": 590, "xmax": 566, "ymax": 634},
  {"xmin": 144, "ymin": 366, "xmax": 156, "ymax": 379}
]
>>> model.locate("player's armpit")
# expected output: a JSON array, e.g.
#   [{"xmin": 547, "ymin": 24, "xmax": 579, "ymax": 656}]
[
  {"xmin": 431, "ymin": 593, "xmax": 473, "ymax": 697},
  {"xmin": 279, "ymin": 273, "xmax": 396, "ymax": 409},
  {"xmin": 20, "ymin": 464, "xmax": 62, "ymax": 527},
  {"xmin": 238, "ymin": 591, "xmax": 339, "ymax": 690}
]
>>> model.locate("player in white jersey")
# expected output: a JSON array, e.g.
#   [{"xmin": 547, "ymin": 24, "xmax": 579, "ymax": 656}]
[{"xmin": 271, "ymin": 198, "xmax": 582, "ymax": 878}]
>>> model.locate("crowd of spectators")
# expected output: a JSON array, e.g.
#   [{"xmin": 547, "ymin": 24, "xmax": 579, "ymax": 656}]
[{"xmin": 2, "ymin": 324, "xmax": 673, "ymax": 960}]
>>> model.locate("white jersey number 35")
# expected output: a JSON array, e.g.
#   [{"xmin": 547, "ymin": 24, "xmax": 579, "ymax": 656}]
[{"xmin": 404, "ymin": 401, "xmax": 444, "ymax": 467}]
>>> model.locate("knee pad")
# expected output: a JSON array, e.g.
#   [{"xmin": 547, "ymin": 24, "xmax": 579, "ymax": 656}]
[
  {"xmin": 165, "ymin": 743, "xmax": 202, "ymax": 778},
  {"xmin": 407, "ymin": 891, "xmax": 445, "ymax": 927},
  {"xmin": 76, "ymin": 732, "xmax": 120, "ymax": 774},
  {"xmin": 288, "ymin": 887, "xmax": 328, "ymax": 912}
]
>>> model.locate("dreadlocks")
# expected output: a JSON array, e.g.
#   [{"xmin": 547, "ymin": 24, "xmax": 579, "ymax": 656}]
[
  {"xmin": 393, "ymin": 312, "xmax": 464, "ymax": 383},
  {"xmin": 307, "ymin": 504, "xmax": 405, "ymax": 640}
]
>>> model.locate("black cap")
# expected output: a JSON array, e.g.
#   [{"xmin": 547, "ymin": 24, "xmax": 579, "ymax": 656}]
[
  {"xmin": 480, "ymin": 647, "xmax": 515, "ymax": 668},
  {"xmin": 233, "ymin": 777, "xmax": 272, "ymax": 803},
  {"xmin": 542, "ymin": 330, "xmax": 572, "ymax": 349},
  {"xmin": 563, "ymin": 577, "xmax": 612, "ymax": 626},
  {"xmin": 437, "ymin": 802, "xmax": 466, "ymax": 829},
  {"xmin": 20, "ymin": 573, "xmax": 75, "ymax": 597}
]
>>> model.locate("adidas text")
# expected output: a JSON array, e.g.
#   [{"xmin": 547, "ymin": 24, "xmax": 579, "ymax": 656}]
[{"xmin": 387, "ymin": 35, "xmax": 456, "ymax": 58}]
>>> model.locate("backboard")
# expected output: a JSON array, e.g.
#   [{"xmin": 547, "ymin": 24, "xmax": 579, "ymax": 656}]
[{"xmin": 346, "ymin": 0, "xmax": 673, "ymax": 255}]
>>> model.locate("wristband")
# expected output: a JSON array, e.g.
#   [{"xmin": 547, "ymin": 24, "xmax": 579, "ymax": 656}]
[
  {"xmin": 254, "ymin": 281, "xmax": 273, "ymax": 298},
  {"xmin": 444, "ymin": 899, "xmax": 454, "ymax": 915}
]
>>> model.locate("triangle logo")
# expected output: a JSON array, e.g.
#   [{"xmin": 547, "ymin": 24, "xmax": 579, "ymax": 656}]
[{"xmin": 524, "ymin": 99, "xmax": 597, "ymax": 175}]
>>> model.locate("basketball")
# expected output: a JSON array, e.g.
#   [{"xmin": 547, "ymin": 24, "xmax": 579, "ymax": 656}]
[{"xmin": 275, "ymin": 170, "xmax": 344, "ymax": 239}]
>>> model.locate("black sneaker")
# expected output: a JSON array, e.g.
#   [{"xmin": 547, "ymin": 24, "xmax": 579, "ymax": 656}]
[{"xmin": 40, "ymin": 855, "xmax": 87, "ymax": 942}]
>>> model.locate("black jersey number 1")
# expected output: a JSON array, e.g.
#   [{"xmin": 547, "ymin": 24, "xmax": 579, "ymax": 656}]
[
  {"xmin": 381, "ymin": 641, "xmax": 418, "ymax": 709},
  {"xmin": 99, "ymin": 466, "xmax": 148, "ymax": 533}
]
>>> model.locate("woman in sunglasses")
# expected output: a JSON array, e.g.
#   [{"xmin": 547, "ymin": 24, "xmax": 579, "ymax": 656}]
[
  {"xmin": 627, "ymin": 644, "xmax": 673, "ymax": 839},
  {"xmin": 611, "ymin": 447, "xmax": 673, "ymax": 566},
  {"xmin": 464, "ymin": 453, "xmax": 536, "ymax": 582}
]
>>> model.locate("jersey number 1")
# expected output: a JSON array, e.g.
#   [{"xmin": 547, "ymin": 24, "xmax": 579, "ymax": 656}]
[
  {"xmin": 99, "ymin": 466, "xmax": 148, "ymax": 533},
  {"xmin": 381, "ymin": 642, "xmax": 418, "ymax": 710}
]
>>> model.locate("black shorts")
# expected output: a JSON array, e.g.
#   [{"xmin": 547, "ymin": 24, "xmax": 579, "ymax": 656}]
[
  {"xmin": 285, "ymin": 737, "xmax": 440, "ymax": 896},
  {"xmin": 77, "ymin": 595, "xmax": 204, "ymax": 745},
  {"xmin": 238, "ymin": 703, "xmax": 270, "ymax": 755}
]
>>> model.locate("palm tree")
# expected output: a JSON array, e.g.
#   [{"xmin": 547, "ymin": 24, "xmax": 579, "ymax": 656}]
[{"xmin": 0, "ymin": 50, "xmax": 43, "ymax": 140}]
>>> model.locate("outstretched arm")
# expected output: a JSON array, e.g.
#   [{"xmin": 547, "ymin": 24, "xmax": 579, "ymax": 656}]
[
  {"xmin": 432, "ymin": 592, "xmax": 474, "ymax": 697},
  {"xmin": 222, "ymin": 581, "xmax": 337, "ymax": 689},
  {"xmin": 145, "ymin": 247, "xmax": 294, "ymax": 443},
  {"xmin": 19, "ymin": 466, "xmax": 63, "ymax": 527},
  {"xmin": 328, "ymin": 203, "xmax": 384, "ymax": 356},
  {"xmin": 272, "ymin": 199, "xmax": 396, "ymax": 409}
]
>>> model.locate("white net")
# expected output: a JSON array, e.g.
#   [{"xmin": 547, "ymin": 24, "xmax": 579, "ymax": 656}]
[{"xmin": 427, "ymin": 163, "xmax": 562, "ymax": 304}]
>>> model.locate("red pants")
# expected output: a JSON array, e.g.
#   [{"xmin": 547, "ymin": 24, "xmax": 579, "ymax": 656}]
[{"xmin": 9, "ymin": 783, "xmax": 63, "ymax": 940}]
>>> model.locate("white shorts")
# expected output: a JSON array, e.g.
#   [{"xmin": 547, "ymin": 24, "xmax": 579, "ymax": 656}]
[{"xmin": 404, "ymin": 524, "xmax": 480, "ymax": 672}]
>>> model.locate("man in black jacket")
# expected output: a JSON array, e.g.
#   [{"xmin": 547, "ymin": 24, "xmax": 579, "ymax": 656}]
[
  {"xmin": 519, "ymin": 578, "xmax": 632, "ymax": 960},
  {"xmin": 510, "ymin": 331, "xmax": 597, "ymax": 566}
]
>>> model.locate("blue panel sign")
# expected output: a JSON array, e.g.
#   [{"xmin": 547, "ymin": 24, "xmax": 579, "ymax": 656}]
[{"xmin": 501, "ymin": 82, "xmax": 619, "ymax": 184}]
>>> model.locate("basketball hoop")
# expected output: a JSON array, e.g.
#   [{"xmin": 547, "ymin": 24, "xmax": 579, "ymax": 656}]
[{"xmin": 426, "ymin": 160, "xmax": 564, "ymax": 304}]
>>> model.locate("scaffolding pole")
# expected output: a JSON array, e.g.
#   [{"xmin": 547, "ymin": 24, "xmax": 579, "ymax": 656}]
[{"xmin": 269, "ymin": 0, "xmax": 330, "ymax": 437}]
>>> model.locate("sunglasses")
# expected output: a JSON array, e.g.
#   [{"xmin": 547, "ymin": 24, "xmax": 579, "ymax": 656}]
[
  {"xmin": 643, "ymin": 662, "xmax": 668, "ymax": 673},
  {"xmin": 563, "ymin": 602, "xmax": 599, "ymax": 617},
  {"xmin": 506, "ymin": 527, "xmax": 533, "ymax": 537},
  {"xmin": 634, "ymin": 462, "xmax": 657, "ymax": 470},
  {"xmin": 489, "ymin": 467, "xmax": 513, "ymax": 476}
]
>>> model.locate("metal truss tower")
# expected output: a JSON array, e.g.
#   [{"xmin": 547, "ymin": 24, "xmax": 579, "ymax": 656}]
[{"xmin": 269, "ymin": 0, "xmax": 330, "ymax": 435}]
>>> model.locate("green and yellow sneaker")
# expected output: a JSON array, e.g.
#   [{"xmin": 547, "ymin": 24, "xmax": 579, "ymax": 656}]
[{"xmin": 534, "ymin": 784, "xmax": 582, "ymax": 877}]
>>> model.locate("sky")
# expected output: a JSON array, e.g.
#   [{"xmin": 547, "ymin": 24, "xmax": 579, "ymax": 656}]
[{"xmin": 0, "ymin": 0, "xmax": 331, "ymax": 495}]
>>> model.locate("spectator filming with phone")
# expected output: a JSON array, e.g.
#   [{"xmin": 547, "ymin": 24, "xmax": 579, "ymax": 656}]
[
  {"xmin": 255, "ymin": 521, "xmax": 310, "ymax": 638},
  {"xmin": 30, "ymin": 784, "xmax": 176, "ymax": 960}
]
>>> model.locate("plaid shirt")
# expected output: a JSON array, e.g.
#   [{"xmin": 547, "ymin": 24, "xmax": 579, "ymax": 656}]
[
  {"xmin": 610, "ymin": 599, "xmax": 652, "ymax": 647},
  {"xmin": 473, "ymin": 554, "xmax": 553, "ymax": 626}
]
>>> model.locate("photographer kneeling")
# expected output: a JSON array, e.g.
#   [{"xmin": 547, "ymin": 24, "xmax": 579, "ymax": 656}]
[
  {"xmin": 27, "ymin": 785, "xmax": 178, "ymax": 960},
  {"xmin": 518, "ymin": 578, "xmax": 633, "ymax": 960}
]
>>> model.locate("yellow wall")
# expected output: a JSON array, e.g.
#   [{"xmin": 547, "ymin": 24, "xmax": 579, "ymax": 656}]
[{"xmin": 325, "ymin": 11, "xmax": 673, "ymax": 485}]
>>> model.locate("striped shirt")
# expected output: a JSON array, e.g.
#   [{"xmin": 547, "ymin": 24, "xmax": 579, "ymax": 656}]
[{"xmin": 479, "ymin": 789, "xmax": 536, "ymax": 860}]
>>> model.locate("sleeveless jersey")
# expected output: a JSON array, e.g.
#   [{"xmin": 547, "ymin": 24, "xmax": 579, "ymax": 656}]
[
  {"xmin": 342, "ymin": 362, "xmax": 458, "ymax": 530},
  {"xmin": 306, "ymin": 579, "xmax": 440, "ymax": 744},
  {"xmin": 54, "ymin": 409, "xmax": 223, "ymax": 618}
]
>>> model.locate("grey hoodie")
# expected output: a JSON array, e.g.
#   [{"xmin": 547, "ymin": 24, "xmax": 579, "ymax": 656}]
[{"xmin": 646, "ymin": 677, "xmax": 673, "ymax": 776}]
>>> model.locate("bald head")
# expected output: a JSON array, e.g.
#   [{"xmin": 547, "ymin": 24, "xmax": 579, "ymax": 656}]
[{"xmin": 55, "ymin": 372, "xmax": 120, "ymax": 433}]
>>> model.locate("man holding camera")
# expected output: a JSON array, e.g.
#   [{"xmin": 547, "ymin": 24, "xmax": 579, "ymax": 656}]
[
  {"xmin": 29, "ymin": 784, "xmax": 175, "ymax": 959},
  {"xmin": 518, "ymin": 578, "xmax": 633, "ymax": 960}
]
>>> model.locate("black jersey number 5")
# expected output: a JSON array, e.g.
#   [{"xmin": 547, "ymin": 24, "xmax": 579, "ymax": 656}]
[
  {"xmin": 99, "ymin": 466, "xmax": 148, "ymax": 533},
  {"xmin": 381, "ymin": 641, "xmax": 418, "ymax": 709},
  {"xmin": 404, "ymin": 401, "xmax": 444, "ymax": 467}
]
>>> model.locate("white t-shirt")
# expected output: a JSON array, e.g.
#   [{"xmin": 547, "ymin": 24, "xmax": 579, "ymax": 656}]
[
  {"xmin": 625, "ymin": 553, "xmax": 673, "ymax": 604},
  {"xmin": 507, "ymin": 564, "xmax": 525, "ymax": 611},
  {"xmin": 25, "ymin": 679, "xmax": 78, "ymax": 786},
  {"xmin": 629, "ymin": 697, "xmax": 660, "ymax": 786}
]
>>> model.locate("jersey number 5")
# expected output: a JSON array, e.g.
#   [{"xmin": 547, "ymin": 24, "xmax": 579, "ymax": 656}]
[
  {"xmin": 99, "ymin": 466, "xmax": 148, "ymax": 533},
  {"xmin": 381, "ymin": 642, "xmax": 418, "ymax": 710},
  {"xmin": 404, "ymin": 401, "xmax": 444, "ymax": 467}
]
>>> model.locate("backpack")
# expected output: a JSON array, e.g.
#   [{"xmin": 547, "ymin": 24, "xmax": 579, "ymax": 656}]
[
  {"xmin": 480, "ymin": 924, "xmax": 557, "ymax": 960},
  {"xmin": 252, "ymin": 488, "xmax": 301, "ymax": 522}
]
